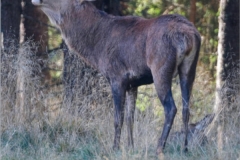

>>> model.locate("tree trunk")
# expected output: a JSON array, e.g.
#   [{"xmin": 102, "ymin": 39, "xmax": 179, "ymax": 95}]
[
  {"xmin": 190, "ymin": 0, "xmax": 196, "ymax": 25},
  {"xmin": 109, "ymin": 0, "xmax": 120, "ymax": 15},
  {"xmin": 14, "ymin": 0, "xmax": 49, "ymax": 123},
  {"xmin": 21, "ymin": 0, "xmax": 49, "ymax": 83},
  {"xmin": 22, "ymin": 0, "xmax": 49, "ymax": 56},
  {"xmin": 1, "ymin": 0, "xmax": 22, "ymax": 122},
  {"xmin": 93, "ymin": 0, "xmax": 120, "ymax": 15},
  {"xmin": 214, "ymin": 0, "xmax": 239, "ymax": 154},
  {"xmin": 1, "ymin": 0, "xmax": 22, "ymax": 48},
  {"xmin": 93, "ymin": 0, "xmax": 104, "ymax": 10}
]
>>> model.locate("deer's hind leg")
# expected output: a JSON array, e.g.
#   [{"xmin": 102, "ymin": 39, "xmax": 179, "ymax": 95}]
[
  {"xmin": 150, "ymin": 60, "xmax": 177, "ymax": 154},
  {"xmin": 178, "ymin": 53, "xmax": 198, "ymax": 152}
]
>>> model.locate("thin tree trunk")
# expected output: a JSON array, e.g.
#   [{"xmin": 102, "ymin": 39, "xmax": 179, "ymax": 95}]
[
  {"xmin": 1, "ymin": 0, "xmax": 22, "ymax": 48},
  {"xmin": 15, "ymin": 48, "xmax": 26, "ymax": 122},
  {"xmin": 93, "ymin": 0, "xmax": 120, "ymax": 15},
  {"xmin": 190, "ymin": 0, "xmax": 196, "ymax": 25},
  {"xmin": 22, "ymin": 0, "xmax": 49, "ymax": 56},
  {"xmin": 214, "ymin": 0, "xmax": 239, "ymax": 155},
  {"xmin": 93, "ymin": 0, "xmax": 104, "ymax": 10},
  {"xmin": 15, "ymin": 0, "xmax": 49, "ymax": 123},
  {"xmin": 110, "ymin": 0, "xmax": 120, "ymax": 15},
  {"xmin": 1, "ymin": 0, "xmax": 22, "ymax": 122}
]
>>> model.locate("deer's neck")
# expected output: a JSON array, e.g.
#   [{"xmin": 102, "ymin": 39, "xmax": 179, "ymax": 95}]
[{"xmin": 60, "ymin": 8, "xmax": 108, "ymax": 69}]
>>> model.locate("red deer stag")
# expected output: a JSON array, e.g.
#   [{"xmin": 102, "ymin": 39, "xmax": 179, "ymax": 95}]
[{"xmin": 32, "ymin": 0, "xmax": 201, "ymax": 154}]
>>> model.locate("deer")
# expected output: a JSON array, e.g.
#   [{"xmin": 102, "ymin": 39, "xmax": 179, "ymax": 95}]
[{"xmin": 32, "ymin": 0, "xmax": 201, "ymax": 155}]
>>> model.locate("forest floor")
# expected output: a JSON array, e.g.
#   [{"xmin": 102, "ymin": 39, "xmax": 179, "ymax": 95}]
[{"xmin": 1, "ymin": 43, "xmax": 239, "ymax": 160}]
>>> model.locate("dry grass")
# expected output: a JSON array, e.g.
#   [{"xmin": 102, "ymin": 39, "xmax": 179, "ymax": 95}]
[{"xmin": 1, "ymin": 41, "xmax": 239, "ymax": 160}]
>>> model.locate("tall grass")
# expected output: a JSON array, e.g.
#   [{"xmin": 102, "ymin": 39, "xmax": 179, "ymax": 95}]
[{"xmin": 1, "ymin": 41, "xmax": 239, "ymax": 160}]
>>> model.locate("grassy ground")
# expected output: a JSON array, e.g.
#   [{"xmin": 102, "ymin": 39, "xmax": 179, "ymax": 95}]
[{"xmin": 1, "ymin": 42, "xmax": 239, "ymax": 160}]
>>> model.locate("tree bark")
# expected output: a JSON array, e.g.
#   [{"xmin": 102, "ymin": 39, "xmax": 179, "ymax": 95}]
[
  {"xmin": 14, "ymin": 0, "xmax": 49, "ymax": 123},
  {"xmin": 1, "ymin": 0, "xmax": 22, "ymax": 121},
  {"xmin": 93, "ymin": 0, "xmax": 120, "ymax": 15},
  {"xmin": 190, "ymin": 0, "xmax": 196, "ymax": 25},
  {"xmin": 1, "ymin": 0, "xmax": 22, "ymax": 48},
  {"xmin": 110, "ymin": 0, "xmax": 120, "ymax": 15},
  {"xmin": 214, "ymin": 0, "xmax": 239, "ymax": 154},
  {"xmin": 22, "ymin": 0, "xmax": 49, "ymax": 56}
]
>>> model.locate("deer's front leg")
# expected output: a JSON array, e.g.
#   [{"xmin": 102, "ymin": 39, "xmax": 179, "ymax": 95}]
[
  {"xmin": 126, "ymin": 87, "xmax": 137, "ymax": 148},
  {"xmin": 111, "ymin": 82, "xmax": 126, "ymax": 150}
]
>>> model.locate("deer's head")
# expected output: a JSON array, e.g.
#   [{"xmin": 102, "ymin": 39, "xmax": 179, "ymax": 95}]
[{"xmin": 31, "ymin": 0, "xmax": 94, "ymax": 25}]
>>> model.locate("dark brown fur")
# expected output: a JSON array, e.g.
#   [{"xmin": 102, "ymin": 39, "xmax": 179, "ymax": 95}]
[{"xmin": 33, "ymin": 0, "xmax": 201, "ymax": 154}]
